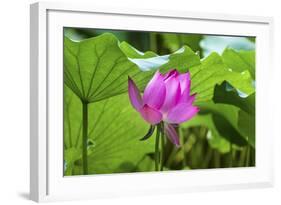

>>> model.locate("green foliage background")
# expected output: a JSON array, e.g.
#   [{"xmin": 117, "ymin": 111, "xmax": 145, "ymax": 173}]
[{"xmin": 63, "ymin": 28, "xmax": 255, "ymax": 175}]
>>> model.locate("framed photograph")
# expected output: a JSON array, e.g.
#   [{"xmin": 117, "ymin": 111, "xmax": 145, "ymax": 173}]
[{"xmin": 30, "ymin": 2, "xmax": 274, "ymax": 202}]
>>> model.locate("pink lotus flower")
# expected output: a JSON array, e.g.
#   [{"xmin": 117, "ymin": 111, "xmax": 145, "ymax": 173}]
[{"xmin": 128, "ymin": 69, "xmax": 199, "ymax": 147}]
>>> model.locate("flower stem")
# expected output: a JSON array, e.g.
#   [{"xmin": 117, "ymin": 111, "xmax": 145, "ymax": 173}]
[
  {"xmin": 160, "ymin": 122, "xmax": 165, "ymax": 171},
  {"xmin": 82, "ymin": 102, "xmax": 88, "ymax": 175},
  {"xmin": 155, "ymin": 124, "xmax": 161, "ymax": 171}
]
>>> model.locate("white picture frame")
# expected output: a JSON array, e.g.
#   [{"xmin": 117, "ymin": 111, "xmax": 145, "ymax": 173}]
[{"xmin": 30, "ymin": 1, "xmax": 274, "ymax": 202}]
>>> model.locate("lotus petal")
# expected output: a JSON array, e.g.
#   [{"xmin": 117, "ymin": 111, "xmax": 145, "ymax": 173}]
[
  {"xmin": 164, "ymin": 123, "xmax": 180, "ymax": 147},
  {"xmin": 139, "ymin": 104, "xmax": 163, "ymax": 125},
  {"xmin": 166, "ymin": 103, "xmax": 199, "ymax": 124},
  {"xmin": 143, "ymin": 71, "xmax": 166, "ymax": 109},
  {"xmin": 128, "ymin": 77, "xmax": 143, "ymax": 110},
  {"xmin": 161, "ymin": 73, "xmax": 181, "ymax": 113},
  {"xmin": 164, "ymin": 69, "xmax": 179, "ymax": 80},
  {"xmin": 178, "ymin": 91, "xmax": 196, "ymax": 105},
  {"xmin": 178, "ymin": 73, "xmax": 191, "ymax": 95}
]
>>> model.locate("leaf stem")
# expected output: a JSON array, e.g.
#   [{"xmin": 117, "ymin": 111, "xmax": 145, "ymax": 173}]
[
  {"xmin": 82, "ymin": 101, "xmax": 88, "ymax": 175},
  {"xmin": 179, "ymin": 127, "xmax": 187, "ymax": 168},
  {"xmin": 229, "ymin": 142, "xmax": 233, "ymax": 167},
  {"xmin": 155, "ymin": 124, "xmax": 161, "ymax": 171},
  {"xmin": 150, "ymin": 33, "xmax": 158, "ymax": 52},
  {"xmin": 245, "ymin": 144, "xmax": 251, "ymax": 166}
]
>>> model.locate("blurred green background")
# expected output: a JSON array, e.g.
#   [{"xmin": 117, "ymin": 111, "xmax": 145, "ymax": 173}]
[
  {"xmin": 64, "ymin": 27, "xmax": 255, "ymax": 57},
  {"xmin": 64, "ymin": 28, "xmax": 255, "ymax": 175}
]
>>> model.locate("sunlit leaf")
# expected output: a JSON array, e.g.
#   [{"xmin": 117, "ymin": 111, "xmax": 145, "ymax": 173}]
[
  {"xmin": 63, "ymin": 86, "xmax": 155, "ymax": 175},
  {"xmin": 65, "ymin": 33, "xmax": 147, "ymax": 103},
  {"xmin": 191, "ymin": 53, "xmax": 255, "ymax": 103},
  {"xmin": 64, "ymin": 33, "xmax": 200, "ymax": 103},
  {"xmin": 65, "ymin": 34, "xmax": 147, "ymax": 103},
  {"xmin": 64, "ymin": 147, "xmax": 81, "ymax": 175},
  {"xmin": 120, "ymin": 42, "xmax": 201, "ymax": 71},
  {"xmin": 222, "ymin": 49, "xmax": 255, "ymax": 79}
]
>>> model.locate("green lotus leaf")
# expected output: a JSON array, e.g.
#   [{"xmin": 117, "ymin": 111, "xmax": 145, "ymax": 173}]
[
  {"xmin": 191, "ymin": 53, "xmax": 255, "ymax": 103},
  {"xmin": 119, "ymin": 41, "xmax": 157, "ymax": 59},
  {"xmin": 213, "ymin": 82, "xmax": 255, "ymax": 115},
  {"xmin": 198, "ymin": 100, "xmax": 255, "ymax": 147},
  {"xmin": 238, "ymin": 109, "xmax": 255, "ymax": 146},
  {"xmin": 64, "ymin": 33, "xmax": 201, "ymax": 103},
  {"xmin": 160, "ymin": 33, "xmax": 203, "ymax": 55},
  {"xmin": 64, "ymin": 33, "xmax": 143, "ymax": 103},
  {"xmin": 63, "ymin": 86, "xmax": 155, "ymax": 175},
  {"xmin": 120, "ymin": 41, "xmax": 201, "ymax": 72},
  {"xmin": 213, "ymin": 82, "xmax": 255, "ymax": 146},
  {"xmin": 222, "ymin": 48, "xmax": 255, "ymax": 79}
]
